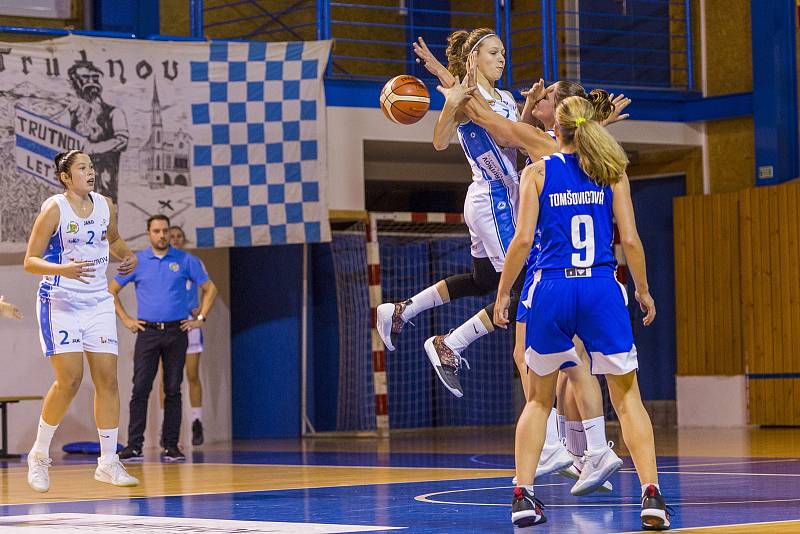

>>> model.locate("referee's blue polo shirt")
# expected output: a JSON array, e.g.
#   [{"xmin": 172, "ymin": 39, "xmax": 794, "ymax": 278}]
[{"xmin": 115, "ymin": 246, "xmax": 209, "ymax": 323}]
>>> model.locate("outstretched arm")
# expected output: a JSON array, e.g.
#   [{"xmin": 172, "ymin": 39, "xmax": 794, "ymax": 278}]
[
  {"xmin": 612, "ymin": 173, "xmax": 655, "ymax": 326},
  {"xmin": 412, "ymin": 37, "xmax": 456, "ymax": 89}
]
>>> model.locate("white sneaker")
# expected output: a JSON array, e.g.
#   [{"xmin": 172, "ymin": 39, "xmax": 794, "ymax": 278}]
[
  {"xmin": 558, "ymin": 453, "xmax": 613, "ymax": 493},
  {"xmin": 376, "ymin": 301, "xmax": 411, "ymax": 352},
  {"xmin": 570, "ymin": 442, "xmax": 623, "ymax": 496},
  {"xmin": 27, "ymin": 452, "xmax": 51, "ymax": 493},
  {"xmin": 95, "ymin": 454, "xmax": 139, "ymax": 487},
  {"xmin": 511, "ymin": 438, "xmax": 573, "ymax": 484}
]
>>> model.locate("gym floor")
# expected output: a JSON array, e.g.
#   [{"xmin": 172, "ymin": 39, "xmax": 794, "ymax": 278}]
[{"xmin": 1, "ymin": 426, "xmax": 799, "ymax": 533}]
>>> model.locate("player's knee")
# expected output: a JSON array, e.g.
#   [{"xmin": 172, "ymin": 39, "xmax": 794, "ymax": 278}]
[
  {"xmin": 186, "ymin": 367, "xmax": 200, "ymax": 383},
  {"xmin": 56, "ymin": 376, "xmax": 83, "ymax": 396}
]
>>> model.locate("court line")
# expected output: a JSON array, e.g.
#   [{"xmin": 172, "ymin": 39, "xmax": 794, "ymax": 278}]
[
  {"xmin": 649, "ymin": 458, "xmax": 800, "ymax": 469},
  {"xmin": 415, "ymin": 486, "xmax": 800, "ymax": 508},
  {"xmin": 612, "ymin": 518, "xmax": 800, "ymax": 533}
]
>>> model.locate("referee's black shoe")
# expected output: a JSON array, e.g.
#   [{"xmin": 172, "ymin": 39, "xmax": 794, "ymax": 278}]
[
  {"xmin": 118, "ymin": 445, "xmax": 143, "ymax": 462},
  {"xmin": 161, "ymin": 446, "xmax": 186, "ymax": 462}
]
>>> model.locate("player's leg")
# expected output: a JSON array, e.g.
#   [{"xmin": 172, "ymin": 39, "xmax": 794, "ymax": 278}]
[
  {"xmin": 28, "ymin": 351, "xmax": 84, "ymax": 493},
  {"xmin": 578, "ymin": 275, "xmax": 669, "ymax": 529},
  {"xmin": 29, "ymin": 295, "xmax": 85, "ymax": 492},
  {"xmin": 186, "ymin": 351, "xmax": 204, "ymax": 445},
  {"xmin": 86, "ymin": 351, "xmax": 138, "ymax": 487}
]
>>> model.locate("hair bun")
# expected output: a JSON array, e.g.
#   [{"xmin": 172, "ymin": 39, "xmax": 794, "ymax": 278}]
[{"xmin": 587, "ymin": 89, "xmax": 614, "ymax": 122}]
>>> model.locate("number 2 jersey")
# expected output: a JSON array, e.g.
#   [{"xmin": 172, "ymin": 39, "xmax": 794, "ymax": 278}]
[
  {"xmin": 534, "ymin": 152, "xmax": 616, "ymax": 272},
  {"xmin": 38, "ymin": 191, "xmax": 111, "ymax": 299}
]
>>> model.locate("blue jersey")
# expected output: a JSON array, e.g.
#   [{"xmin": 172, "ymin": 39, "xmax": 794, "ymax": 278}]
[{"xmin": 534, "ymin": 152, "xmax": 616, "ymax": 271}]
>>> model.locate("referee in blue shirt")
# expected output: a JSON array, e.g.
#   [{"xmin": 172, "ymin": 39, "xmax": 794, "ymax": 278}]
[{"xmin": 109, "ymin": 215, "xmax": 217, "ymax": 461}]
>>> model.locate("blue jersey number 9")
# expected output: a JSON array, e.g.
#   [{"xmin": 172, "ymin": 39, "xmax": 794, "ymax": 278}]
[{"xmin": 570, "ymin": 215, "xmax": 595, "ymax": 268}]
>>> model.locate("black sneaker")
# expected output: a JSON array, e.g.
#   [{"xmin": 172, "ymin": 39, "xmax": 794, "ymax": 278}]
[
  {"xmin": 160, "ymin": 446, "xmax": 186, "ymax": 462},
  {"xmin": 641, "ymin": 484, "xmax": 671, "ymax": 530},
  {"xmin": 192, "ymin": 419, "xmax": 204, "ymax": 446},
  {"xmin": 424, "ymin": 334, "xmax": 468, "ymax": 397},
  {"xmin": 118, "ymin": 445, "xmax": 143, "ymax": 462},
  {"xmin": 511, "ymin": 487, "xmax": 547, "ymax": 527}
]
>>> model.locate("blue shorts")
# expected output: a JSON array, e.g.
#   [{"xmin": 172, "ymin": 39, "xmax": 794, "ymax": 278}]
[
  {"xmin": 516, "ymin": 265, "xmax": 537, "ymax": 323},
  {"xmin": 524, "ymin": 266, "xmax": 637, "ymax": 376}
]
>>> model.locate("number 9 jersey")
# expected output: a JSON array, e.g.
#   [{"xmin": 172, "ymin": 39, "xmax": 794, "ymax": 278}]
[
  {"xmin": 534, "ymin": 152, "xmax": 616, "ymax": 271},
  {"xmin": 523, "ymin": 152, "xmax": 636, "ymax": 377}
]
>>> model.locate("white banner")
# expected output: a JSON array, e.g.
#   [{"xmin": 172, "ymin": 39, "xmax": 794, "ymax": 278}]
[{"xmin": 0, "ymin": 35, "xmax": 331, "ymax": 250}]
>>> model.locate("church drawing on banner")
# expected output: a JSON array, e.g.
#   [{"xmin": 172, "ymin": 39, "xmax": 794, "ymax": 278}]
[{"xmin": 140, "ymin": 80, "xmax": 192, "ymax": 188}]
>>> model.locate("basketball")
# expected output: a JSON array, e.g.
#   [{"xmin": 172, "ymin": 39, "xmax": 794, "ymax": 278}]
[{"xmin": 380, "ymin": 75, "xmax": 430, "ymax": 125}]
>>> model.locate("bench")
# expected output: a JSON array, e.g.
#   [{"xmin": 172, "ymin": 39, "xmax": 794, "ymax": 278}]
[{"xmin": 0, "ymin": 396, "xmax": 43, "ymax": 459}]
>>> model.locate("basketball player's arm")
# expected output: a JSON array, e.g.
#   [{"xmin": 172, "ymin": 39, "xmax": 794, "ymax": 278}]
[
  {"xmin": 494, "ymin": 162, "xmax": 543, "ymax": 328},
  {"xmin": 464, "ymin": 96, "xmax": 557, "ymax": 156},
  {"xmin": 412, "ymin": 37, "xmax": 456, "ymax": 88},
  {"xmin": 519, "ymin": 78, "xmax": 549, "ymax": 128},
  {"xmin": 612, "ymin": 173, "xmax": 655, "ymax": 326},
  {"xmin": 104, "ymin": 197, "xmax": 136, "ymax": 275},
  {"xmin": 108, "ymin": 279, "xmax": 146, "ymax": 333},
  {"xmin": 23, "ymin": 201, "xmax": 96, "ymax": 283},
  {"xmin": 433, "ymin": 96, "xmax": 466, "ymax": 151}
]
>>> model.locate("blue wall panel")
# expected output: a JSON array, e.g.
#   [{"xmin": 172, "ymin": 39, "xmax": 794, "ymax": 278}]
[
  {"xmin": 751, "ymin": 0, "xmax": 799, "ymax": 185},
  {"xmin": 230, "ymin": 245, "xmax": 303, "ymax": 438}
]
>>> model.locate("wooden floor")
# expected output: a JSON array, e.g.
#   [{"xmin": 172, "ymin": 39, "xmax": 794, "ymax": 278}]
[{"xmin": 0, "ymin": 425, "xmax": 798, "ymax": 533}]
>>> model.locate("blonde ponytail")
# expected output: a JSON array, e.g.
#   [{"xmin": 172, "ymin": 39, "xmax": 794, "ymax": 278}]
[{"xmin": 556, "ymin": 96, "xmax": 628, "ymax": 187}]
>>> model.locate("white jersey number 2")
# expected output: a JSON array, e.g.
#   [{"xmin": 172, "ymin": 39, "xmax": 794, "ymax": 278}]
[{"xmin": 571, "ymin": 215, "xmax": 595, "ymax": 268}]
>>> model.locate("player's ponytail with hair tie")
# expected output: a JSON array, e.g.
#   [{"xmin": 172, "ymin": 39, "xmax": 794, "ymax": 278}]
[{"xmin": 556, "ymin": 96, "xmax": 628, "ymax": 187}]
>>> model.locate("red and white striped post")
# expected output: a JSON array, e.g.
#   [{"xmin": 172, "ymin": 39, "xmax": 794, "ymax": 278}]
[
  {"xmin": 366, "ymin": 211, "xmax": 465, "ymax": 435},
  {"xmin": 367, "ymin": 213, "xmax": 389, "ymax": 434}
]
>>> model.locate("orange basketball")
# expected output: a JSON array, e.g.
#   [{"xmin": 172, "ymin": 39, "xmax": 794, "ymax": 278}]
[{"xmin": 380, "ymin": 75, "xmax": 430, "ymax": 125}]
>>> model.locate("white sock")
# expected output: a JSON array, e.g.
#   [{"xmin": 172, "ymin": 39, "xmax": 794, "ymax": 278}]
[
  {"xmin": 191, "ymin": 407, "xmax": 202, "ymax": 422},
  {"xmin": 557, "ymin": 414, "xmax": 566, "ymax": 440},
  {"xmin": 400, "ymin": 285, "xmax": 444, "ymax": 321},
  {"xmin": 641, "ymin": 483, "xmax": 661, "ymax": 496},
  {"xmin": 98, "ymin": 427, "xmax": 118, "ymax": 459},
  {"xmin": 566, "ymin": 420, "xmax": 587, "ymax": 456},
  {"xmin": 582, "ymin": 416, "xmax": 607, "ymax": 451},
  {"xmin": 443, "ymin": 312, "xmax": 490, "ymax": 353},
  {"xmin": 522, "ymin": 484, "xmax": 534, "ymax": 493},
  {"xmin": 544, "ymin": 408, "xmax": 559, "ymax": 445},
  {"xmin": 31, "ymin": 417, "xmax": 58, "ymax": 457}
]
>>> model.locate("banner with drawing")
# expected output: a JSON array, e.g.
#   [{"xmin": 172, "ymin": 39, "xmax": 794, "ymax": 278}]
[{"xmin": 0, "ymin": 35, "xmax": 331, "ymax": 251}]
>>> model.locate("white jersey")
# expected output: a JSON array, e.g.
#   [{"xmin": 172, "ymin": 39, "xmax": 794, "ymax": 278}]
[
  {"xmin": 457, "ymin": 86, "xmax": 520, "ymax": 183},
  {"xmin": 38, "ymin": 192, "xmax": 111, "ymax": 298}
]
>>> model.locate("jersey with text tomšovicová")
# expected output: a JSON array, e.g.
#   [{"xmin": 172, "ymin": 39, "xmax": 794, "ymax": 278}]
[{"xmin": 534, "ymin": 152, "xmax": 616, "ymax": 271}]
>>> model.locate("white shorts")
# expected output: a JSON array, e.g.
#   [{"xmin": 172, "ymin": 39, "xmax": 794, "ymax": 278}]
[
  {"xmin": 463, "ymin": 178, "xmax": 519, "ymax": 272},
  {"xmin": 187, "ymin": 326, "xmax": 204, "ymax": 354},
  {"xmin": 36, "ymin": 292, "xmax": 118, "ymax": 357}
]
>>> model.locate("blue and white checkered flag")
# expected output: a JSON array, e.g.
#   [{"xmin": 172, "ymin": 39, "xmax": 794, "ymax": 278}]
[{"xmin": 189, "ymin": 40, "xmax": 332, "ymax": 247}]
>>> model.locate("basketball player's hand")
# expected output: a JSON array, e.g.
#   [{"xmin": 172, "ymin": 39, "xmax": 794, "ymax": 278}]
[
  {"xmin": 635, "ymin": 290, "xmax": 656, "ymax": 326},
  {"xmin": 521, "ymin": 78, "xmax": 548, "ymax": 104},
  {"xmin": 181, "ymin": 318, "xmax": 203, "ymax": 331},
  {"xmin": 61, "ymin": 259, "xmax": 96, "ymax": 284},
  {"xmin": 493, "ymin": 292, "xmax": 511, "ymax": 328},
  {"xmin": 412, "ymin": 37, "xmax": 451, "ymax": 86},
  {"xmin": 123, "ymin": 316, "xmax": 145, "ymax": 333},
  {"xmin": 0, "ymin": 296, "xmax": 22, "ymax": 320},
  {"xmin": 602, "ymin": 93, "xmax": 631, "ymax": 126},
  {"xmin": 437, "ymin": 68, "xmax": 476, "ymax": 107},
  {"xmin": 117, "ymin": 254, "xmax": 137, "ymax": 276}
]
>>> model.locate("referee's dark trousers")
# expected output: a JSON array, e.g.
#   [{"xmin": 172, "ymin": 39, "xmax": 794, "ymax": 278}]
[{"xmin": 127, "ymin": 323, "xmax": 188, "ymax": 449}]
